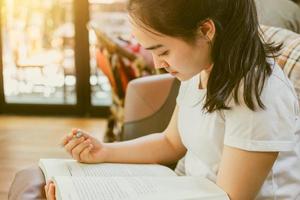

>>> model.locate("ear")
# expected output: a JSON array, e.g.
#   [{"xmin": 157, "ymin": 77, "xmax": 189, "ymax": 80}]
[{"xmin": 197, "ymin": 19, "xmax": 216, "ymax": 42}]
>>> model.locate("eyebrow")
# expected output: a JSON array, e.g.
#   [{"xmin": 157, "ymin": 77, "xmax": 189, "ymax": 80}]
[{"xmin": 145, "ymin": 44, "xmax": 164, "ymax": 50}]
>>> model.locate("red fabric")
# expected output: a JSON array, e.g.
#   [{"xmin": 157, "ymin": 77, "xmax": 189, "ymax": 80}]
[{"xmin": 96, "ymin": 49, "xmax": 117, "ymax": 93}]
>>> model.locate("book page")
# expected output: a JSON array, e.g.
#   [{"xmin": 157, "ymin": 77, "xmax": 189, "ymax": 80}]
[
  {"xmin": 39, "ymin": 159, "xmax": 72, "ymax": 181},
  {"xmin": 69, "ymin": 162, "xmax": 176, "ymax": 177},
  {"xmin": 39, "ymin": 159, "xmax": 176, "ymax": 180},
  {"xmin": 53, "ymin": 176, "xmax": 229, "ymax": 200}
]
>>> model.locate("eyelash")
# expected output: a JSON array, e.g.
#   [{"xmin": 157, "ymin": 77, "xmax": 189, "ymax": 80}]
[{"xmin": 158, "ymin": 50, "xmax": 169, "ymax": 57}]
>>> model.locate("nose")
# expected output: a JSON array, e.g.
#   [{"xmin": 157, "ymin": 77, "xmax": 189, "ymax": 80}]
[{"xmin": 152, "ymin": 54, "xmax": 169, "ymax": 69}]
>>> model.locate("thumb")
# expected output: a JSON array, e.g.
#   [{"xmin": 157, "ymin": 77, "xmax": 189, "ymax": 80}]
[{"xmin": 49, "ymin": 183, "xmax": 56, "ymax": 200}]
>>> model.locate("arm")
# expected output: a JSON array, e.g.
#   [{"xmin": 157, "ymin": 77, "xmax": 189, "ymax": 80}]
[
  {"xmin": 103, "ymin": 105, "xmax": 187, "ymax": 165},
  {"xmin": 216, "ymin": 146, "xmax": 278, "ymax": 200},
  {"xmin": 47, "ymin": 105, "xmax": 186, "ymax": 200},
  {"xmin": 62, "ymin": 105, "xmax": 186, "ymax": 165}
]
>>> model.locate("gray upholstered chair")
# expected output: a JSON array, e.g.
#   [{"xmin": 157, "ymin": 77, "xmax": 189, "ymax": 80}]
[{"xmin": 256, "ymin": 0, "xmax": 300, "ymax": 33}]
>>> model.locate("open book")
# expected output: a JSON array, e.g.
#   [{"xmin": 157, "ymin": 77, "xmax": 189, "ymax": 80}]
[{"xmin": 39, "ymin": 159, "xmax": 229, "ymax": 200}]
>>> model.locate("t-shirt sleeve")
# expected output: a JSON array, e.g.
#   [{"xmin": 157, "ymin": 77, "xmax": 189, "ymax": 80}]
[{"xmin": 224, "ymin": 73, "xmax": 299, "ymax": 152}]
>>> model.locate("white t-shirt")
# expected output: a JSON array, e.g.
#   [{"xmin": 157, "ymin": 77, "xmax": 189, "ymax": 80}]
[{"xmin": 176, "ymin": 62, "xmax": 300, "ymax": 200}]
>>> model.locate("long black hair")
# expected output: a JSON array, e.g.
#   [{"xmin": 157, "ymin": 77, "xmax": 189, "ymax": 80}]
[{"xmin": 128, "ymin": 0, "xmax": 281, "ymax": 112}]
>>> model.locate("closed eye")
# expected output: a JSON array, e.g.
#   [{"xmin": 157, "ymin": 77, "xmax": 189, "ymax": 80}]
[{"xmin": 158, "ymin": 50, "xmax": 170, "ymax": 57}]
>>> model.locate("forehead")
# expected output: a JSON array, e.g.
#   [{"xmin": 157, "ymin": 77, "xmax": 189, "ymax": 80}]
[{"xmin": 129, "ymin": 16, "xmax": 178, "ymax": 48}]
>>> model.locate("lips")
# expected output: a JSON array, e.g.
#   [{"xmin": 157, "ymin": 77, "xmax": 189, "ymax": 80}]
[
  {"xmin": 165, "ymin": 68, "xmax": 178, "ymax": 74},
  {"xmin": 168, "ymin": 71, "xmax": 179, "ymax": 77}
]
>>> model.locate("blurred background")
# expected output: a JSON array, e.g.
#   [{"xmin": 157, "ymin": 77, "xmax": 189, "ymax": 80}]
[
  {"xmin": 0, "ymin": 0, "xmax": 158, "ymax": 198},
  {"xmin": 0, "ymin": 0, "xmax": 142, "ymax": 116}
]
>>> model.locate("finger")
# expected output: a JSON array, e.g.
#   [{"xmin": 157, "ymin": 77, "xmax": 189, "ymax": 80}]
[
  {"xmin": 72, "ymin": 139, "xmax": 92, "ymax": 161},
  {"xmin": 60, "ymin": 135, "xmax": 73, "ymax": 147},
  {"xmin": 45, "ymin": 181, "xmax": 53, "ymax": 199},
  {"xmin": 64, "ymin": 137, "xmax": 85, "ymax": 154},
  {"xmin": 49, "ymin": 183, "xmax": 56, "ymax": 200},
  {"xmin": 45, "ymin": 184, "xmax": 49, "ymax": 199},
  {"xmin": 79, "ymin": 144, "xmax": 93, "ymax": 162},
  {"xmin": 61, "ymin": 128, "xmax": 84, "ymax": 147},
  {"xmin": 72, "ymin": 129, "xmax": 91, "ymax": 139}
]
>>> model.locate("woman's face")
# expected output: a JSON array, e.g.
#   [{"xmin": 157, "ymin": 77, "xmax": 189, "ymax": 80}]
[{"xmin": 130, "ymin": 19, "xmax": 214, "ymax": 81}]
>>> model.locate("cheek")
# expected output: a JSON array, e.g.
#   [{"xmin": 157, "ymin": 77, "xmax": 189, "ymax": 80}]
[
  {"xmin": 166, "ymin": 51, "xmax": 189, "ymax": 67},
  {"xmin": 166, "ymin": 57, "xmax": 182, "ymax": 67},
  {"xmin": 193, "ymin": 43, "xmax": 212, "ymax": 63},
  {"xmin": 166, "ymin": 51, "xmax": 196, "ymax": 70}
]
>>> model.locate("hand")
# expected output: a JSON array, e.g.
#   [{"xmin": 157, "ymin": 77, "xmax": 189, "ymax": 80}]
[
  {"xmin": 61, "ymin": 128, "xmax": 108, "ymax": 163},
  {"xmin": 45, "ymin": 181, "xmax": 56, "ymax": 200}
]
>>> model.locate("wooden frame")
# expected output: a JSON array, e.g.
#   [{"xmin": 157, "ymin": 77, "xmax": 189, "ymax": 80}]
[{"xmin": 0, "ymin": 4, "xmax": 4, "ymax": 114}]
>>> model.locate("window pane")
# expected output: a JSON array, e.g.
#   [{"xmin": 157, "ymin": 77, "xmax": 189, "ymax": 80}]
[{"xmin": 1, "ymin": 0, "xmax": 76, "ymax": 104}]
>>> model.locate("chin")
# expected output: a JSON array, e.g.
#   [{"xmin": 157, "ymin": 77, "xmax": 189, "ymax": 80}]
[
  {"xmin": 175, "ymin": 75, "xmax": 189, "ymax": 82},
  {"xmin": 176, "ymin": 74, "xmax": 195, "ymax": 82}
]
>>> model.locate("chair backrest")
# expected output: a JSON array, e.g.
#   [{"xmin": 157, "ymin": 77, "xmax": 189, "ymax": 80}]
[{"xmin": 123, "ymin": 74, "xmax": 179, "ymax": 140}]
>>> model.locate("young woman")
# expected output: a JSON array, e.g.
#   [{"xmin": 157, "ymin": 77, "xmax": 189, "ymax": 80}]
[{"xmin": 45, "ymin": 0, "xmax": 300, "ymax": 199}]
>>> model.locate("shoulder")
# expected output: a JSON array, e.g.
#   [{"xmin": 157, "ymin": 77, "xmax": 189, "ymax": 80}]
[
  {"xmin": 227, "ymin": 60, "xmax": 299, "ymax": 115},
  {"xmin": 261, "ymin": 61, "xmax": 299, "ymax": 114},
  {"xmin": 223, "ymin": 61, "xmax": 299, "ymax": 152}
]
